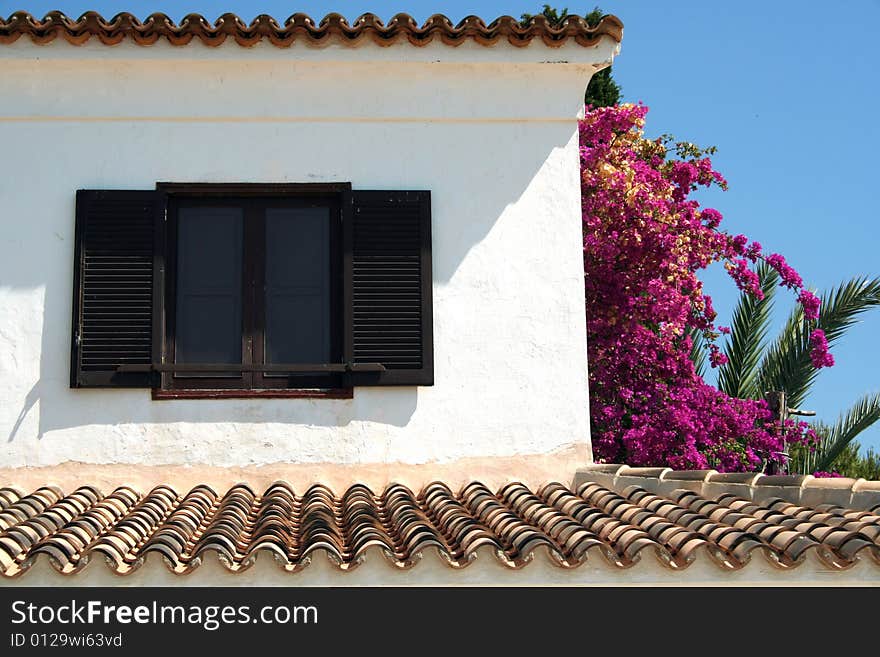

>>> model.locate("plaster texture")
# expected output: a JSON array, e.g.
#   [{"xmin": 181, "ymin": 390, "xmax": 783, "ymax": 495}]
[{"xmin": 0, "ymin": 445, "xmax": 585, "ymax": 493}]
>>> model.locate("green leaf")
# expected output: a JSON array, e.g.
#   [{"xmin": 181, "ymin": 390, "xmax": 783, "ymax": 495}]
[
  {"xmin": 829, "ymin": 443, "xmax": 880, "ymax": 480},
  {"xmin": 688, "ymin": 326, "xmax": 708, "ymax": 379},
  {"xmin": 756, "ymin": 276, "xmax": 880, "ymax": 409},
  {"xmin": 520, "ymin": 5, "xmax": 621, "ymax": 108},
  {"xmin": 812, "ymin": 392, "xmax": 880, "ymax": 473},
  {"xmin": 717, "ymin": 261, "xmax": 778, "ymax": 398}
]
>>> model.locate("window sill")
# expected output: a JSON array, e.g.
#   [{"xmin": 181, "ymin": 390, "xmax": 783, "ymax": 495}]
[{"xmin": 151, "ymin": 388, "xmax": 353, "ymax": 400}]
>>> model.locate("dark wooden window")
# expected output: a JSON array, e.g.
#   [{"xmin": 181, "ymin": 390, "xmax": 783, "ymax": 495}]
[
  {"xmin": 164, "ymin": 192, "xmax": 343, "ymax": 392},
  {"xmin": 70, "ymin": 183, "xmax": 433, "ymax": 394}
]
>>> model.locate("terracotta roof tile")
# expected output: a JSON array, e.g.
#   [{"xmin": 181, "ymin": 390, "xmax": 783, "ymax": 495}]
[
  {"xmin": 0, "ymin": 11, "xmax": 623, "ymax": 49},
  {"xmin": 2, "ymin": 480, "xmax": 880, "ymax": 578}
]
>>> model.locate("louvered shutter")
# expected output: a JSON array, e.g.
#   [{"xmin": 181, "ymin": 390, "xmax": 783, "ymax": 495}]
[
  {"xmin": 70, "ymin": 190, "xmax": 165, "ymax": 387},
  {"xmin": 345, "ymin": 191, "xmax": 433, "ymax": 386}
]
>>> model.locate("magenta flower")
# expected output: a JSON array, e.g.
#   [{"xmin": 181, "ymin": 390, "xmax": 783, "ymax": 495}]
[
  {"xmin": 812, "ymin": 471, "xmax": 843, "ymax": 478},
  {"xmin": 725, "ymin": 258, "xmax": 764, "ymax": 298},
  {"xmin": 745, "ymin": 241, "xmax": 763, "ymax": 262},
  {"xmin": 580, "ymin": 104, "xmax": 824, "ymax": 471},
  {"xmin": 701, "ymin": 208, "xmax": 722, "ymax": 228},
  {"xmin": 809, "ymin": 329, "xmax": 835, "ymax": 368},
  {"xmin": 731, "ymin": 234, "xmax": 749, "ymax": 254},
  {"xmin": 798, "ymin": 290, "xmax": 821, "ymax": 321},
  {"xmin": 766, "ymin": 253, "xmax": 803, "ymax": 289},
  {"xmin": 709, "ymin": 346, "xmax": 729, "ymax": 368}
]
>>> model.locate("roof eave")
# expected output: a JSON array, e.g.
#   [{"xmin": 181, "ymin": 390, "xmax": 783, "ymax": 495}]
[{"xmin": 0, "ymin": 11, "xmax": 623, "ymax": 50}]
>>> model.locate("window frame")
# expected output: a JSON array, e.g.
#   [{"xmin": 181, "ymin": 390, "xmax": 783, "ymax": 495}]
[
  {"xmin": 154, "ymin": 182, "xmax": 351, "ymax": 399},
  {"xmin": 69, "ymin": 183, "xmax": 434, "ymax": 393}
]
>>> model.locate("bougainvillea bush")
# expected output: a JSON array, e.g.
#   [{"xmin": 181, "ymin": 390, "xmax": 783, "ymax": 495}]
[{"xmin": 581, "ymin": 104, "xmax": 828, "ymax": 471}]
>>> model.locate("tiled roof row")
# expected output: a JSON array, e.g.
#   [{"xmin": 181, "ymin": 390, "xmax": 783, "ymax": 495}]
[
  {"xmin": 2, "ymin": 479, "xmax": 878, "ymax": 578},
  {"xmin": 0, "ymin": 11, "xmax": 623, "ymax": 49}
]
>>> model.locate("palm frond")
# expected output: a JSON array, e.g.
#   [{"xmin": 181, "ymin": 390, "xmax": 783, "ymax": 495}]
[
  {"xmin": 717, "ymin": 261, "xmax": 778, "ymax": 398},
  {"xmin": 812, "ymin": 392, "xmax": 880, "ymax": 473},
  {"xmin": 756, "ymin": 276, "xmax": 880, "ymax": 409},
  {"xmin": 789, "ymin": 421, "xmax": 831, "ymax": 475},
  {"xmin": 793, "ymin": 436, "xmax": 880, "ymax": 479},
  {"xmin": 688, "ymin": 326, "xmax": 708, "ymax": 379}
]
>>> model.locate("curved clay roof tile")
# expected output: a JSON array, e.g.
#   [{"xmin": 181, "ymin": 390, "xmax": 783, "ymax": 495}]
[{"xmin": 0, "ymin": 10, "xmax": 623, "ymax": 49}]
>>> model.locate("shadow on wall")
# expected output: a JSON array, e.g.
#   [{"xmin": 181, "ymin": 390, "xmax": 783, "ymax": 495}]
[
  {"xmin": 8, "ymin": 383, "xmax": 420, "ymax": 441},
  {"xmin": 3, "ymin": 119, "xmax": 576, "ymax": 442}
]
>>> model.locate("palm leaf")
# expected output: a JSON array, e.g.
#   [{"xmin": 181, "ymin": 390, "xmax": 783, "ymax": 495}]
[
  {"xmin": 688, "ymin": 326, "xmax": 708, "ymax": 379},
  {"xmin": 717, "ymin": 261, "xmax": 778, "ymax": 398},
  {"xmin": 812, "ymin": 392, "xmax": 880, "ymax": 473},
  {"xmin": 756, "ymin": 276, "xmax": 880, "ymax": 409},
  {"xmin": 788, "ymin": 421, "xmax": 830, "ymax": 475}
]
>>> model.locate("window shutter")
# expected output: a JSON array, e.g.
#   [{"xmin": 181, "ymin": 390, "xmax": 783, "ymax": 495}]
[
  {"xmin": 70, "ymin": 190, "xmax": 165, "ymax": 387},
  {"xmin": 345, "ymin": 190, "xmax": 433, "ymax": 386}
]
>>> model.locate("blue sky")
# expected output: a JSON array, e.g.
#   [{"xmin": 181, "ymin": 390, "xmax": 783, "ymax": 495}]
[{"xmin": 5, "ymin": 1, "xmax": 880, "ymax": 452}]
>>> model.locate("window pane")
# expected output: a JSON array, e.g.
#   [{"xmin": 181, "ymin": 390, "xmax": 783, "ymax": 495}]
[
  {"xmin": 175, "ymin": 207, "xmax": 243, "ymax": 365},
  {"xmin": 265, "ymin": 207, "xmax": 331, "ymax": 364}
]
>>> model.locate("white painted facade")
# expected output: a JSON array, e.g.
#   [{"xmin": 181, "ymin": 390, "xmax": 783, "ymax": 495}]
[{"xmin": 0, "ymin": 37, "xmax": 618, "ymax": 474}]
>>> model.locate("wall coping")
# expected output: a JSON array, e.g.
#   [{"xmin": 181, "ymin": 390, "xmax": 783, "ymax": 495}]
[{"xmin": 573, "ymin": 464, "xmax": 880, "ymax": 510}]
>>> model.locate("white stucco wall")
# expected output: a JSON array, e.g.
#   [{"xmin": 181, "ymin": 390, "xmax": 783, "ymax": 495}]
[{"xmin": 0, "ymin": 37, "xmax": 617, "ymax": 471}]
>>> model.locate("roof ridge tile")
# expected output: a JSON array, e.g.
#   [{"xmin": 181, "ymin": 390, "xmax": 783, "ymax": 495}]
[
  {"xmin": 2, "ymin": 479, "xmax": 880, "ymax": 578},
  {"xmin": 0, "ymin": 10, "xmax": 623, "ymax": 49}
]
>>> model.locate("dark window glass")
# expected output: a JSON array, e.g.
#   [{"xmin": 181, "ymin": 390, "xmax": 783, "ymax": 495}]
[
  {"xmin": 265, "ymin": 207, "xmax": 331, "ymax": 365},
  {"xmin": 165, "ymin": 194, "xmax": 341, "ymax": 391},
  {"xmin": 174, "ymin": 207, "xmax": 243, "ymax": 367}
]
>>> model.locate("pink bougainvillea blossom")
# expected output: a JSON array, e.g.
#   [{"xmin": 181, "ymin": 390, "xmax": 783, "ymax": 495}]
[
  {"xmin": 765, "ymin": 253, "xmax": 804, "ymax": 290},
  {"xmin": 798, "ymin": 290, "xmax": 821, "ymax": 321},
  {"xmin": 809, "ymin": 329, "xmax": 835, "ymax": 368},
  {"xmin": 726, "ymin": 258, "xmax": 764, "ymax": 299},
  {"xmin": 580, "ymin": 104, "xmax": 829, "ymax": 471}
]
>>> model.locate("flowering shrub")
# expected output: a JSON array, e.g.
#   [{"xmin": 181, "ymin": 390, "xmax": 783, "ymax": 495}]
[
  {"xmin": 581, "ymin": 104, "xmax": 827, "ymax": 471},
  {"xmin": 808, "ymin": 329, "xmax": 835, "ymax": 369}
]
